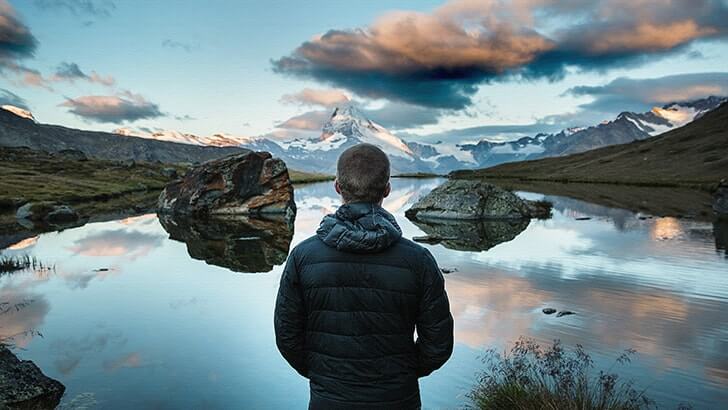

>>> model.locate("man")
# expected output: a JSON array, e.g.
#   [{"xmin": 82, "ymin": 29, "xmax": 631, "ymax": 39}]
[{"xmin": 274, "ymin": 143, "xmax": 454, "ymax": 409}]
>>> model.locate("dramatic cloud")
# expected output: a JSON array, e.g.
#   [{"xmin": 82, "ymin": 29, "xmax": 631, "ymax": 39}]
[
  {"xmin": 162, "ymin": 39, "xmax": 193, "ymax": 52},
  {"xmin": 280, "ymin": 88, "xmax": 349, "ymax": 108},
  {"xmin": 52, "ymin": 62, "xmax": 115, "ymax": 86},
  {"xmin": 60, "ymin": 92, "xmax": 164, "ymax": 123},
  {"xmin": 566, "ymin": 72, "xmax": 728, "ymax": 113},
  {"xmin": 0, "ymin": 88, "xmax": 28, "ymax": 108},
  {"xmin": 0, "ymin": 1, "xmax": 37, "ymax": 61},
  {"xmin": 273, "ymin": 0, "xmax": 728, "ymax": 109},
  {"xmin": 34, "ymin": 0, "xmax": 116, "ymax": 18},
  {"xmin": 0, "ymin": 0, "xmax": 44, "ymax": 87},
  {"xmin": 276, "ymin": 110, "xmax": 329, "ymax": 130}
]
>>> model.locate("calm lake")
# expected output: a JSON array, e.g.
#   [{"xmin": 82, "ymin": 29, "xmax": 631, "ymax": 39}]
[{"xmin": 1, "ymin": 178, "xmax": 727, "ymax": 409}]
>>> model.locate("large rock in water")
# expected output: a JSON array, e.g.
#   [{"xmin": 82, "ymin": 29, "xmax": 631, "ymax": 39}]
[
  {"xmin": 405, "ymin": 180, "xmax": 550, "ymax": 220},
  {"xmin": 0, "ymin": 345, "xmax": 65, "ymax": 408},
  {"xmin": 158, "ymin": 151, "xmax": 295, "ymax": 218}
]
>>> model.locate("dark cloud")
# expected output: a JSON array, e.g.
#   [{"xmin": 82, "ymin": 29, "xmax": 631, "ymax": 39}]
[
  {"xmin": 34, "ymin": 0, "xmax": 116, "ymax": 18},
  {"xmin": 566, "ymin": 72, "xmax": 728, "ymax": 114},
  {"xmin": 0, "ymin": 1, "xmax": 38, "ymax": 61},
  {"xmin": 53, "ymin": 62, "xmax": 115, "ymax": 86},
  {"xmin": 273, "ymin": 0, "xmax": 728, "ymax": 109},
  {"xmin": 161, "ymin": 39, "xmax": 193, "ymax": 52},
  {"xmin": 363, "ymin": 103, "xmax": 447, "ymax": 130},
  {"xmin": 0, "ymin": 88, "xmax": 28, "ymax": 108},
  {"xmin": 174, "ymin": 114, "xmax": 195, "ymax": 121},
  {"xmin": 0, "ymin": 0, "xmax": 41, "ymax": 86},
  {"xmin": 60, "ymin": 92, "xmax": 164, "ymax": 124}
]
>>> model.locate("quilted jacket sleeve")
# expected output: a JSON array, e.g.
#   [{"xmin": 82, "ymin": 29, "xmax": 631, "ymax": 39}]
[
  {"xmin": 274, "ymin": 250, "xmax": 309, "ymax": 378},
  {"xmin": 415, "ymin": 248, "xmax": 454, "ymax": 377}
]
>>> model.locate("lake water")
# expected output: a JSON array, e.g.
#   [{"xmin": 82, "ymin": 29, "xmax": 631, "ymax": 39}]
[{"xmin": 1, "ymin": 178, "xmax": 727, "ymax": 409}]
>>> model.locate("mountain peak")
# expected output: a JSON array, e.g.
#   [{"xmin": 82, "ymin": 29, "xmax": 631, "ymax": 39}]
[
  {"xmin": 331, "ymin": 104, "xmax": 365, "ymax": 121},
  {"xmin": 1, "ymin": 105, "xmax": 35, "ymax": 122}
]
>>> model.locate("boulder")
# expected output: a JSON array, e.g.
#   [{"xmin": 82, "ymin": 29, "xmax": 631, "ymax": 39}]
[
  {"xmin": 714, "ymin": 179, "xmax": 728, "ymax": 218},
  {"xmin": 405, "ymin": 180, "xmax": 549, "ymax": 220},
  {"xmin": 158, "ymin": 214, "xmax": 293, "ymax": 273},
  {"xmin": 0, "ymin": 345, "xmax": 65, "ymax": 409},
  {"xmin": 158, "ymin": 151, "xmax": 296, "ymax": 219},
  {"xmin": 16, "ymin": 202, "xmax": 79, "ymax": 225},
  {"xmin": 46, "ymin": 205, "xmax": 79, "ymax": 224}
]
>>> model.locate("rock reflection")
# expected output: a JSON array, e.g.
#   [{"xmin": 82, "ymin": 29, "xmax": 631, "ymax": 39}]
[
  {"xmin": 409, "ymin": 218, "xmax": 529, "ymax": 251},
  {"xmin": 159, "ymin": 215, "xmax": 294, "ymax": 273}
]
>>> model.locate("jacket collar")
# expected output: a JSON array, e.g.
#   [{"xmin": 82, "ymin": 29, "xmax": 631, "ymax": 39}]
[{"xmin": 316, "ymin": 202, "xmax": 402, "ymax": 253}]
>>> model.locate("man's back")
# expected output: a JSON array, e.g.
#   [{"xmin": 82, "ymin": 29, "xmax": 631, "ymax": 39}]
[{"xmin": 274, "ymin": 202, "xmax": 454, "ymax": 409}]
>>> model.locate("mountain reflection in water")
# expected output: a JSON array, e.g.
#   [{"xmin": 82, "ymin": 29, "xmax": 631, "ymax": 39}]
[{"xmin": 0, "ymin": 178, "xmax": 726, "ymax": 408}]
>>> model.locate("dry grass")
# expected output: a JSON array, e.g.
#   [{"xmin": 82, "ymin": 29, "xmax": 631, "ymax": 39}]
[{"xmin": 468, "ymin": 338, "xmax": 675, "ymax": 410}]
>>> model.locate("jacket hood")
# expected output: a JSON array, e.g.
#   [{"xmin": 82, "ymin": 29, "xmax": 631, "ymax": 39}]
[{"xmin": 317, "ymin": 202, "xmax": 402, "ymax": 253}]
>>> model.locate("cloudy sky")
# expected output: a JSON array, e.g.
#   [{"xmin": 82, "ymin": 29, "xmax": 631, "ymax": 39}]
[{"xmin": 1, "ymin": 0, "xmax": 728, "ymax": 143}]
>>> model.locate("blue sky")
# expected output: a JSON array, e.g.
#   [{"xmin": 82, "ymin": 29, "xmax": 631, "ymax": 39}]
[{"xmin": 2, "ymin": 0, "xmax": 728, "ymax": 142}]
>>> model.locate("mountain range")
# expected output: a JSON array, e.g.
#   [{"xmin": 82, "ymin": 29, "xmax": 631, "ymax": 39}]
[
  {"xmin": 452, "ymin": 100, "xmax": 728, "ymax": 186},
  {"xmin": 0, "ymin": 108, "xmax": 246, "ymax": 164},
  {"xmin": 0, "ymin": 96, "xmax": 725, "ymax": 174},
  {"xmin": 111, "ymin": 96, "xmax": 727, "ymax": 174}
]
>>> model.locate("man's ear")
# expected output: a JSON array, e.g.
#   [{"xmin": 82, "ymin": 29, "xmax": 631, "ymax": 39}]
[
  {"xmin": 334, "ymin": 179, "xmax": 341, "ymax": 195},
  {"xmin": 383, "ymin": 181, "xmax": 391, "ymax": 198}
]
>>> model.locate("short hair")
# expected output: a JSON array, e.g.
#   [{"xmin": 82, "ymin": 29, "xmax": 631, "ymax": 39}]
[{"xmin": 336, "ymin": 144, "xmax": 390, "ymax": 203}]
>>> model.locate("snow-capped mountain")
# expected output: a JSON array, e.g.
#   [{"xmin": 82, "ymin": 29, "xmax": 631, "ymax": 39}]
[
  {"xmin": 275, "ymin": 106, "xmax": 431, "ymax": 174},
  {"xmin": 113, "ymin": 127, "xmax": 283, "ymax": 154},
  {"xmin": 108, "ymin": 96, "xmax": 725, "ymax": 174},
  {"xmin": 1, "ymin": 105, "xmax": 35, "ymax": 122},
  {"xmin": 410, "ymin": 96, "xmax": 727, "ymax": 171}
]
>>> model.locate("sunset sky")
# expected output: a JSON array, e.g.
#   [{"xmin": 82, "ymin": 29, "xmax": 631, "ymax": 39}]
[{"xmin": 2, "ymin": 0, "xmax": 728, "ymax": 142}]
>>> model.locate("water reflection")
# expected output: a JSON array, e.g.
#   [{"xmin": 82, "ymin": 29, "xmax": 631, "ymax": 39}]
[
  {"xmin": 409, "ymin": 218, "xmax": 530, "ymax": 251},
  {"xmin": 158, "ymin": 214, "xmax": 294, "ymax": 273},
  {"xmin": 715, "ymin": 220, "xmax": 728, "ymax": 257},
  {"xmin": 0, "ymin": 179, "xmax": 726, "ymax": 408},
  {"xmin": 0, "ymin": 284, "xmax": 49, "ymax": 348}
]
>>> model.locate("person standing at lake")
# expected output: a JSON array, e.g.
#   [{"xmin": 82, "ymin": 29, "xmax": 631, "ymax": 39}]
[{"xmin": 274, "ymin": 143, "xmax": 454, "ymax": 409}]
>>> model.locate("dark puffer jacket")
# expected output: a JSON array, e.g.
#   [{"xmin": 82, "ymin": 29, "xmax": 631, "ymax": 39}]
[{"xmin": 274, "ymin": 203, "xmax": 454, "ymax": 409}]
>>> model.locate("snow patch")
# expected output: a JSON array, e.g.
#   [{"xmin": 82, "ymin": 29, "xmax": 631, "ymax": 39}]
[{"xmin": 1, "ymin": 105, "xmax": 35, "ymax": 122}]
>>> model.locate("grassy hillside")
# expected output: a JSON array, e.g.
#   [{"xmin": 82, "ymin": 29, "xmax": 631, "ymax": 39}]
[
  {"xmin": 452, "ymin": 102, "xmax": 728, "ymax": 189},
  {"xmin": 0, "ymin": 147, "xmax": 182, "ymax": 214}
]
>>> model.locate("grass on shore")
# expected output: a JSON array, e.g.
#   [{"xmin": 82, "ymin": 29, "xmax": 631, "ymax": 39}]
[
  {"xmin": 0, "ymin": 254, "xmax": 53, "ymax": 275},
  {"xmin": 0, "ymin": 146, "xmax": 183, "ymax": 213},
  {"xmin": 288, "ymin": 170, "xmax": 335, "ymax": 184},
  {"xmin": 468, "ymin": 338, "xmax": 672, "ymax": 410}
]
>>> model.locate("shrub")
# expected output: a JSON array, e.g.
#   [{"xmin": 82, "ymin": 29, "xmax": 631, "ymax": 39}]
[{"xmin": 468, "ymin": 338, "xmax": 660, "ymax": 410}]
